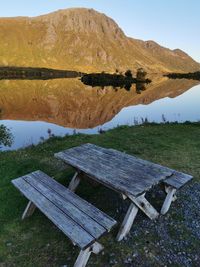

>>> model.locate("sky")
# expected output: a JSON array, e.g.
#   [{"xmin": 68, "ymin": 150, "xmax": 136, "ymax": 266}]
[{"xmin": 0, "ymin": 0, "xmax": 199, "ymax": 62}]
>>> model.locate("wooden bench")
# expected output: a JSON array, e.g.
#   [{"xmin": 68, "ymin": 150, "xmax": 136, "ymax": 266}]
[{"xmin": 12, "ymin": 171, "xmax": 117, "ymax": 267}]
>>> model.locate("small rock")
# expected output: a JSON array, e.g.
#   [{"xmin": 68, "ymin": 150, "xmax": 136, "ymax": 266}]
[
  {"xmin": 124, "ymin": 257, "xmax": 132, "ymax": 263},
  {"xmin": 132, "ymin": 252, "xmax": 138, "ymax": 257}
]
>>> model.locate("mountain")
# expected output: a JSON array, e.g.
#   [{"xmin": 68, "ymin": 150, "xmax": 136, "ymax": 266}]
[
  {"xmin": 0, "ymin": 8, "xmax": 199, "ymax": 73},
  {"xmin": 0, "ymin": 78, "xmax": 199, "ymax": 128}
]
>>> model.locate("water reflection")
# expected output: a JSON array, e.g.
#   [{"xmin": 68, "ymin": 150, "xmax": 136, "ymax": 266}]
[
  {"xmin": 0, "ymin": 77, "xmax": 200, "ymax": 150},
  {"xmin": 0, "ymin": 78, "xmax": 152, "ymax": 129},
  {"xmin": 136, "ymin": 82, "xmax": 147, "ymax": 94},
  {"xmin": 90, "ymin": 82, "xmax": 148, "ymax": 93}
]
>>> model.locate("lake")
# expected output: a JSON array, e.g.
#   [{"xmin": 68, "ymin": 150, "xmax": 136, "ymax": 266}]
[{"xmin": 0, "ymin": 77, "xmax": 200, "ymax": 151}]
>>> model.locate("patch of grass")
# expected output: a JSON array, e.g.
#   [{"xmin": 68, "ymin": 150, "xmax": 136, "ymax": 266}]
[{"xmin": 0, "ymin": 123, "xmax": 200, "ymax": 266}]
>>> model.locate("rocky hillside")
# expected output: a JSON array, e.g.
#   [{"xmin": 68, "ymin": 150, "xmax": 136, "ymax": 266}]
[{"xmin": 0, "ymin": 8, "xmax": 199, "ymax": 73}]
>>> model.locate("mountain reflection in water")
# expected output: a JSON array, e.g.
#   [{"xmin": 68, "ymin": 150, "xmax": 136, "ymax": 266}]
[{"xmin": 0, "ymin": 77, "xmax": 200, "ymax": 150}]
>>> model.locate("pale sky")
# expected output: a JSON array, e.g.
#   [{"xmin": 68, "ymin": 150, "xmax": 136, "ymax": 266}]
[{"xmin": 1, "ymin": 0, "xmax": 199, "ymax": 62}]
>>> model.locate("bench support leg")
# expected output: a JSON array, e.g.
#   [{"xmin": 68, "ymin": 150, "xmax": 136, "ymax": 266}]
[
  {"xmin": 161, "ymin": 186, "xmax": 177, "ymax": 215},
  {"xmin": 69, "ymin": 172, "xmax": 81, "ymax": 192},
  {"xmin": 22, "ymin": 201, "xmax": 36, "ymax": 220},
  {"xmin": 128, "ymin": 194, "xmax": 159, "ymax": 220},
  {"xmin": 74, "ymin": 247, "xmax": 91, "ymax": 267},
  {"xmin": 74, "ymin": 242, "xmax": 103, "ymax": 267},
  {"xmin": 116, "ymin": 203, "xmax": 138, "ymax": 241}
]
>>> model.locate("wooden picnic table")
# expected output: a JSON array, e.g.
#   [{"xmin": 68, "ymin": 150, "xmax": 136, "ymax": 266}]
[{"xmin": 55, "ymin": 143, "xmax": 193, "ymax": 241}]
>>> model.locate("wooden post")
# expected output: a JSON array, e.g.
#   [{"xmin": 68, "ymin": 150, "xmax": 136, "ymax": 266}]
[
  {"xmin": 74, "ymin": 247, "xmax": 92, "ymax": 267},
  {"xmin": 165, "ymin": 185, "xmax": 177, "ymax": 202},
  {"xmin": 68, "ymin": 172, "xmax": 81, "ymax": 192},
  {"xmin": 74, "ymin": 242, "xmax": 103, "ymax": 267},
  {"xmin": 161, "ymin": 186, "xmax": 177, "ymax": 215},
  {"xmin": 116, "ymin": 203, "xmax": 139, "ymax": 241},
  {"xmin": 22, "ymin": 201, "xmax": 36, "ymax": 220}
]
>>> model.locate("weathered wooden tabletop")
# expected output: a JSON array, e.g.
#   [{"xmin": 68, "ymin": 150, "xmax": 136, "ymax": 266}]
[{"xmin": 55, "ymin": 143, "xmax": 191, "ymax": 197}]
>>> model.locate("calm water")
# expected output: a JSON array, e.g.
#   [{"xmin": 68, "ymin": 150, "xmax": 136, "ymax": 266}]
[{"xmin": 0, "ymin": 77, "xmax": 200, "ymax": 151}]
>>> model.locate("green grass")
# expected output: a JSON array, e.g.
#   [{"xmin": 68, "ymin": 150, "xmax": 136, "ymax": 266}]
[{"xmin": 1, "ymin": 123, "xmax": 200, "ymax": 266}]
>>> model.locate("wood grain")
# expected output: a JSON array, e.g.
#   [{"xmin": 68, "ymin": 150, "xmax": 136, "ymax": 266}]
[
  {"xmin": 12, "ymin": 171, "xmax": 117, "ymax": 249},
  {"xmin": 55, "ymin": 143, "xmax": 192, "ymax": 196}
]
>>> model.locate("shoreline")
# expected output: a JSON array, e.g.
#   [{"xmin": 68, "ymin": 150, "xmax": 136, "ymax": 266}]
[{"xmin": 1, "ymin": 121, "xmax": 200, "ymax": 153}]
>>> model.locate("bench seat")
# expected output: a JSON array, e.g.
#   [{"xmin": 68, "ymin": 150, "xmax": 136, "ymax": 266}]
[{"xmin": 12, "ymin": 170, "xmax": 117, "ymax": 266}]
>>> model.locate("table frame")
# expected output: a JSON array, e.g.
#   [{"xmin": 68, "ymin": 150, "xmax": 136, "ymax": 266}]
[{"xmin": 67, "ymin": 170, "xmax": 166, "ymax": 241}]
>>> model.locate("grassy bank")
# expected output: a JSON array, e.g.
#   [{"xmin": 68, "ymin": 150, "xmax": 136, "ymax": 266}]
[{"xmin": 1, "ymin": 123, "xmax": 200, "ymax": 266}]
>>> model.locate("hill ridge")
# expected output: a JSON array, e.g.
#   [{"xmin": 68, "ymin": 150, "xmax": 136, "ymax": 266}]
[{"xmin": 0, "ymin": 8, "xmax": 199, "ymax": 73}]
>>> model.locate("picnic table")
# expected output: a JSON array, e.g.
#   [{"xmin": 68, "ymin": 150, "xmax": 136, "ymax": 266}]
[{"xmin": 55, "ymin": 143, "xmax": 193, "ymax": 241}]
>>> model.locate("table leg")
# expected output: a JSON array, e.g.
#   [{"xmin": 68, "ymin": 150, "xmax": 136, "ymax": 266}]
[
  {"xmin": 116, "ymin": 202, "xmax": 139, "ymax": 241},
  {"xmin": 68, "ymin": 172, "xmax": 81, "ymax": 192},
  {"xmin": 117, "ymin": 193, "xmax": 159, "ymax": 241},
  {"xmin": 165, "ymin": 185, "xmax": 177, "ymax": 202},
  {"xmin": 161, "ymin": 186, "xmax": 177, "ymax": 215},
  {"xmin": 22, "ymin": 201, "xmax": 36, "ymax": 220}
]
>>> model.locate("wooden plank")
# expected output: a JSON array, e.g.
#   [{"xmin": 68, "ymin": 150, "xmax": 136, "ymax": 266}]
[
  {"xmin": 116, "ymin": 203, "xmax": 138, "ymax": 241},
  {"xmin": 12, "ymin": 177, "xmax": 95, "ymax": 249},
  {"xmin": 55, "ymin": 151, "xmax": 145, "ymax": 196},
  {"xmin": 91, "ymin": 144, "xmax": 193, "ymax": 189},
  {"xmin": 23, "ymin": 174, "xmax": 108, "ymax": 239},
  {"xmin": 55, "ymin": 144, "xmax": 174, "ymax": 196},
  {"xmin": 83, "ymin": 143, "xmax": 173, "ymax": 177},
  {"xmin": 71, "ymin": 147, "xmax": 168, "ymax": 184},
  {"xmin": 80, "ymin": 144, "xmax": 193, "ymax": 187},
  {"xmin": 102, "ymin": 145, "xmax": 193, "ymax": 191},
  {"xmin": 57, "ymin": 144, "xmax": 172, "ymax": 182},
  {"xmin": 30, "ymin": 171, "xmax": 116, "ymax": 231},
  {"xmin": 55, "ymin": 150, "xmax": 162, "ymax": 196},
  {"xmin": 164, "ymin": 171, "xmax": 193, "ymax": 189},
  {"xmin": 55, "ymin": 143, "xmax": 192, "ymax": 195},
  {"xmin": 82, "ymin": 148, "xmax": 170, "ymax": 191}
]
